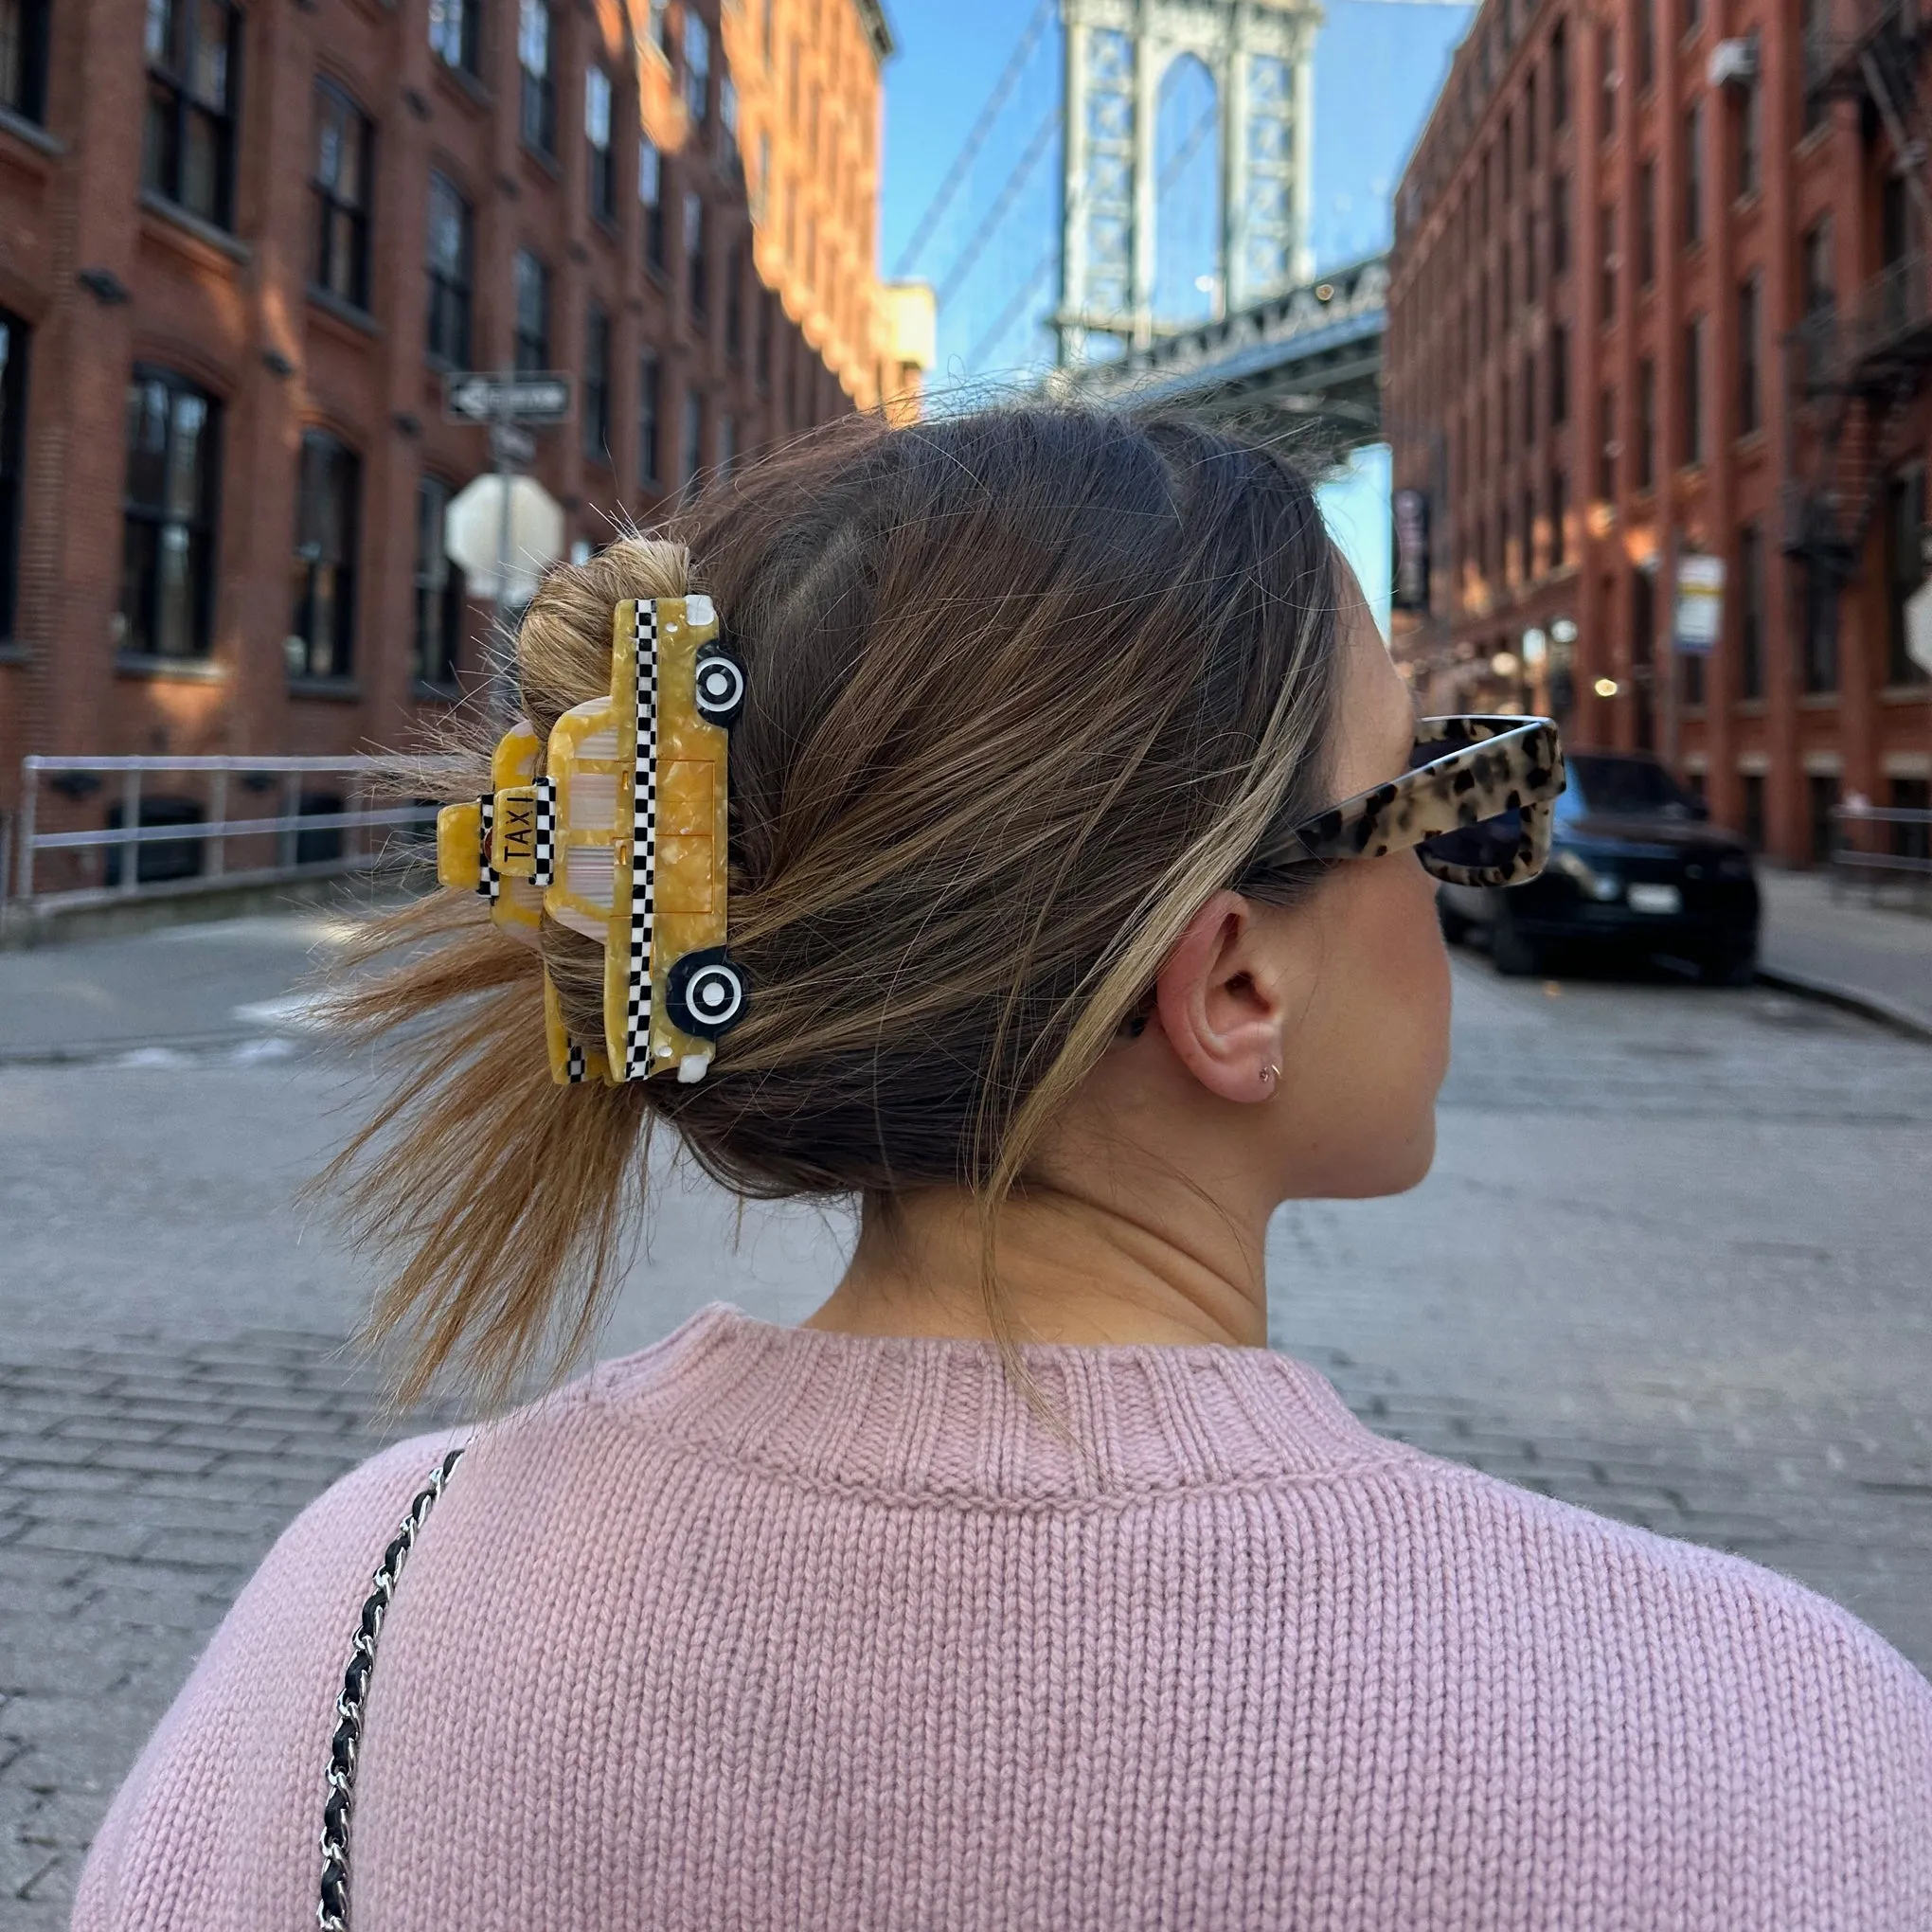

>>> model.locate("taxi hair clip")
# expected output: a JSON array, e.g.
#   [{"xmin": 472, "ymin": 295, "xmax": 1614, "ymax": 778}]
[{"xmin": 435, "ymin": 596, "xmax": 749, "ymax": 1086}]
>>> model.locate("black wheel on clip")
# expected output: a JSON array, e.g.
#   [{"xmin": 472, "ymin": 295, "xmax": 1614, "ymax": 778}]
[
  {"xmin": 666, "ymin": 947, "xmax": 749, "ymax": 1039},
  {"xmin": 692, "ymin": 644, "xmax": 747, "ymax": 729}
]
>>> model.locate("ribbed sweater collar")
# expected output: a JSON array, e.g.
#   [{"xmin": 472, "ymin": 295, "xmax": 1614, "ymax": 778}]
[{"xmin": 591, "ymin": 1305, "xmax": 1403, "ymax": 1502}]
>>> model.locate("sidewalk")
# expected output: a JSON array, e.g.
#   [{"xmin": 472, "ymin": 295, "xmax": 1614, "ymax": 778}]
[{"xmin": 1757, "ymin": 867, "xmax": 1932, "ymax": 1040}]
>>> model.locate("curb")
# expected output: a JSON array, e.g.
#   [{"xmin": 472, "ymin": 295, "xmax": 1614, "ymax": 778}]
[{"xmin": 1754, "ymin": 964, "xmax": 1932, "ymax": 1046}]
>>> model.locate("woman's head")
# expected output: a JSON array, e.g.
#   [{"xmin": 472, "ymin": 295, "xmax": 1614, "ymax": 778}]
[{"xmin": 331, "ymin": 407, "xmax": 1448, "ymax": 1395}]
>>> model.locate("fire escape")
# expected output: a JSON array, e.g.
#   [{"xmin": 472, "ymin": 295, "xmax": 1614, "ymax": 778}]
[{"xmin": 1784, "ymin": 0, "xmax": 1932, "ymax": 609}]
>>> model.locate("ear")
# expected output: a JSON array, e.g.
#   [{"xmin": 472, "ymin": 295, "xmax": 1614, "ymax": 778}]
[{"xmin": 1153, "ymin": 890, "xmax": 1288, "ymax": 1105}]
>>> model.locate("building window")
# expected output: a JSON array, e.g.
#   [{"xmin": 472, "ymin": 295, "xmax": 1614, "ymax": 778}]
[
  {"xmin": 1600, "ymin": 204, "xmax": 1617, "ymax": 323},
  {"xmin": 513, "ymin": 248, "xmax": 550, "ymax": 372},
  {"xmin": 311, "ymin": 80, "xmax": 372, "ymax": 311},
  {"xmin": 1636, "ymin": 357, "xmax": 1655, "ymax": 490},
  {"xmin": 725, "ymin": 242, "xmax": 744, "ymax": 359},
  {"xmin": 118, "ymin": 367, "xmax": 221, "ymax": 661},
  {"xmin": 1597, "ymin": 23, "xmax": 1616, "ymax": 140},
  {"xmin": 757, "ymin": 289, "xmax": 775, "ymax": 391},
  {"xmin": 1802, "ymin": 565, "xmax": 1838, "ymax": 692},
  {"xmin": 649, "ymin": 0, "xmax": 669, "ymax": 54},
  {"xmin": 1525, "ymin": 70, "xmax": 1538, "ymax": 168},
  {"xmin": 582, "ymin": 304, "xmax": 610, "ymax": 462},
  {"xmin": 1551, "ymin": 169, "xmax": 1569, "ymax": 272},
  {"xmin": 585, "ymin": 65, "xmax": 615, "ymax": 223},
  {"xmin": 1683, "ymin": 103, "xmax": 1704, "ymax": 244},
  {"xmin": 722, "ymin": 76, "xmax": 739, "ymax": 159},
  {"xmin": 719, "ymin": 412, "xmax": 736, "ymax": 477},
  {"xmin": 1549, "ymin": 468, "xmax": 1567, "ymax": 567},
  {"xmin": 1886, "ymin": 466, "xmax": 1930, "ymax": 684},
  {"xmin": 1637, "ymin": 0, "xmax": 1655, "ymax": 90},
  {"xmin": 425, "ymin": 172, "xmax": 474, "ymax": 367},
  {"xmin": 1, "ymin": 0, "xmax": 51, "ymax": 121},
  {"xmin": 1682, "ymin": 641, "xmax": 1705, "ymax": 707},
  {"xmin": 640, "ymin": 139, "xmax": 665, "ymax": 270},
  {"xmin": 1800, "ymin": 0, "xmax": 1826, "ymax": 132},
  {"xmin": 428, "ymin": 0, "xmax": 479, "ymax": 73},
  {"xmin": 1549, "ymin": 323, "xmax": 1568, "ymax": 424},
  {"xmin": 143, "ymin": 0, "xmax": 241, "ymax": 229},
  {"xmin": 1598, "ymin": 383, "xmax": 1618, "ymax": 501},
  {"xmin": 518, "ymin": 0, "xmax": 555, "ymax": 155},
  {"xmin": 1803, "ymin": 216, "xmax": 1834, "ymax": 316},
  {"xmin": 754, "ymin": 130, "xmax": 772, "ymax": 224},
  {"xmin": 1683, "ymin": 0, "xmax": 1702, "ymax": 37},
  {"xmin": 1551, "ymin": 20, "xmax": 1568, "ymax": 126},
  {"xmin": 1808, "ymin": 772, "xmax": 1840, "ymax": 865},
  {"xmin": 413, "ymin": 475, "xmax": 464, "ymax": 687},
  {"xmin": 684, "ymin": 11, "xmax": 709, "ymax": 123},
  {"xmin": 685, "ymin": 189, "xmax": 707, "ymax": 321},
  {"xmin": 638, "ymin": 351, "xmax": 661, "ymax": 486},
  {"xmin": 1737, "ymin": 271, "xmax": 1761, "ymax": 435},
  {"xmin": 0, "ymin": 311, "xmax": 24, "ymax": 642},
  {"xmin": 1738, "ymin": 520, "xmax": 1764, "ymax": 699},
  {"xmin": 681, "ymin": 386, "xmax": 704, "ymax": 488},
  {"xmin": 1684, "ymin": 314, "xmax": 1705, "ymax": 464},
  {"xmin": 1522, "ymin": 350, "xmax": 1536, "ymax": 449},
  {"xmin": 290, "ymin": 430, "xmax": 359, "ymax": 679},
  {"xmin": 1637, "ymin": 159, "xmax": 1656, "ymax": 286},
  {"xmin": 1740, "ymin": 773, "xmax": 1765, "ymax": 850},
  {"xmin": 1736, "ymin": 69, "xmax": 1759, "ymax": 199}
]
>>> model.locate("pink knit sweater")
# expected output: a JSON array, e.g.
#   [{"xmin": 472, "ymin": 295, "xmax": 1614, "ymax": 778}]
[{"xmin": 76, "ymin": 1305, "xmax": 1932, "ymax": 1929}]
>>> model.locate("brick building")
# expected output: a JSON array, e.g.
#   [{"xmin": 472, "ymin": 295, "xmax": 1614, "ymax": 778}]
[
  {"xmin": 1385, "ymin": 0, "xmax": 1932, "ymax": 865},
  {"xmin": 0, "ymin": 0, "xmax": 930, "ymax": 890}
]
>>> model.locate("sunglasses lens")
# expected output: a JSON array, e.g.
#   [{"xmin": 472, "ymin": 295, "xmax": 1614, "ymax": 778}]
[{"xmin": 1419, "ymin": 807, "xmax": 1527, "ymax": 876}]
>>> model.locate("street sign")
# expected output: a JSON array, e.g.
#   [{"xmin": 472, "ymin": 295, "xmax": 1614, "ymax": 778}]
[
  {"xmin": 444, "ymin": 474, "xmax": 566, "ymax": 604},
  {"xmin": 443, "ymin": 371, "xmax": 573, "ymax": 424},
  {"xmin": 1673, "ymin": 554, "xmax": 1725, "ymax": 653},
  {"xmin": 490, "ymin": 420, "xmax": 538, "ymax": 468}
]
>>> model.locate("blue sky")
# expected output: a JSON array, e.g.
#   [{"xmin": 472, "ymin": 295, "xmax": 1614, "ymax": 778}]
[{"xmin": 875, "ymin": 0, "xmax": 1473, "ymax": 618}]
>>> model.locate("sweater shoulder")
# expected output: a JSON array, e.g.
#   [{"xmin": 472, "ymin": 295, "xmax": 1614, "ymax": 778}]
[
  {"xmin": 70, "ymin": 1423, "xmax": 475, "ymax": 1932},
  {"xmin": 1387, "ymin": 1443, "xmax": 1932, "ymax": 1750}
]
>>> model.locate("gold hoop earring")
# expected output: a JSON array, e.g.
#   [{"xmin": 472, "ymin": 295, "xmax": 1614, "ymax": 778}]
[{"xmin": 1261, "ymin": 1064, "xmax": 1280, "ymax": 1088}]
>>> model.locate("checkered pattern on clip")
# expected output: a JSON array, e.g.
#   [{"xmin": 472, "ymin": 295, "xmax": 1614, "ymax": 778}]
[
  {"xmin": 475, "ymin": 796, "xmax": 498, "ymax": 901},
  {"xmin": 532, "ymin": 778, "xmax": 556, "ymax": 889},
  {"xmin": 622, "ymin": 601, "xmax": 660, "ymax": 1079},
  {"xmin": 564, "ymin": 1038, "xmax": 587, "ymax": 1082}
]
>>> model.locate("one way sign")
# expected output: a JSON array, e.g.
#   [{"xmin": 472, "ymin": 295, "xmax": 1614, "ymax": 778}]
[{"xmin": 443, "ymin": 371, "xmax": 573, "ymax": 424}]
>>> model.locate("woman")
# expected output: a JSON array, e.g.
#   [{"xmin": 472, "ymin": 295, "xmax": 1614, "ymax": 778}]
[{"xmin": 76, "ymin": 411, "xmax": 1931, "ymax": 1930}]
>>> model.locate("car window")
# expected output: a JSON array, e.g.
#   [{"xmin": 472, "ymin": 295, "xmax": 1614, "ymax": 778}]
[{"xmin": 1565, "ymin": 755, "xmax": 1698, "ymax": 818}]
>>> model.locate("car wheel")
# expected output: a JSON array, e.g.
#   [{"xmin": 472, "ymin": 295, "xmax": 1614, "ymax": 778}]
[
  {"xmin": 666, "ymin": 948, "xmax": 749, "ymax": 1038},
  {"xmin": 1698, "ymin": 946, "xmax": 1758, "ymax": 989},
  {"xmin": 1489, "ymin": 903, "xmax": 1544, "ymax": 977}
]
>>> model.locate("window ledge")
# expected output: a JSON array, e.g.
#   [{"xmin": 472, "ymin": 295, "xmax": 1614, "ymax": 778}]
[
  {"xmin": 1881, "ymin": 681, "xmax": 1932, "ymax": 704},
  {"xmin": 288, "ymin": 674, "xmax": 363, "ymax": 701},
  {"xmin": 0, "ymin": 104, "xmax": 63, "ymax": 159},
  {"xmin": 116, "ymin": 652, "xmax": 228, "ymax": 682},
  {"xmin": 434, "ymin": 59, "xmax": 492, "ymax": 114},
  {"xmin": 138, "ymin": 189, "xmax": 250, "ymax": 265},
  {"xmin": 521, "ymin": 140, "xmax": 562, "ymax": 180},
  {"xmin": 1798, "ymin": 689, "xmax": 1839, "ymax": 708},
  {"xmin": 1735, "ymin": 697, "xmax": 1766, "ymax": 715},
  {"xmin": 307, "ymin": 284, "xmax": 382, "ymax": 338}
]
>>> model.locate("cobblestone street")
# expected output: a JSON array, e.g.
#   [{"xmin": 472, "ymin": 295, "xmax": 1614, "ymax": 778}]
[{"xmin": 3, "ymin": 926, "xmax": 1929, "ymax": 1928}]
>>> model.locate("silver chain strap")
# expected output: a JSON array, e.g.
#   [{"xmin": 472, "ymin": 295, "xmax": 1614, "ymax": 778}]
[{"xmin": 318, "ymin": 1446, "xmax": 466, "ymax": 1931}]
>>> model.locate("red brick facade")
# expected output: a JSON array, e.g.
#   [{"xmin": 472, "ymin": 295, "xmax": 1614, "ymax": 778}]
[
  {"xmin": 1386, "ymin": 0, "xmax": 1932, "ymax": 865},
  {"xmin": 0, "ymin": 0, "xmax": 927, "ymax": 889}
]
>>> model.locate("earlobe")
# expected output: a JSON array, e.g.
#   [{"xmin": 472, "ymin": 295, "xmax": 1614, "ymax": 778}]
[{"xmin": 1154, "ymin": 890, "xmax": 1291, "ymax": 1106}]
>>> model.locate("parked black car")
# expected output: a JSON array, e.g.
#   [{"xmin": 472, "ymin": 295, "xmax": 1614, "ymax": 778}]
[{"xmin": 1439, "ymin": 750, "xmax": 1761, "ymax": 981}]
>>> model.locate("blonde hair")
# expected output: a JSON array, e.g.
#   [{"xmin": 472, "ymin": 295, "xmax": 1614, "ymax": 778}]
[{"xmin": 324, "ymin": 408, "xmax": 1343, "ymax": 1405}]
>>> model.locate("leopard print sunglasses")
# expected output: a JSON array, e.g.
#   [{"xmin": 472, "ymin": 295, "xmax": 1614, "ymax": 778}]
[{"xmin": 1256, "ymin": 715, "xmax": 1567, "ymax": 889}]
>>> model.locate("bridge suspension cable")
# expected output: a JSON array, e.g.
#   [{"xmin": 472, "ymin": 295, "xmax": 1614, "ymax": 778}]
[{"xmin": 892, "ymin": 0, "xmax": 1057, "ymax": 278}]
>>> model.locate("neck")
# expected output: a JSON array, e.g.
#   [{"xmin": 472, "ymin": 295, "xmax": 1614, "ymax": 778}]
[{"xmin": 805, "ymin": 1180, "xmax": 1271, "ymax": 1351}]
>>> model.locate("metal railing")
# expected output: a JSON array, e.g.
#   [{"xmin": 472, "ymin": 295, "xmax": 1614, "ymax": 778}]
[
  {"xmin": 7, "ymin": 755, "xmax": 445, "ymax": 912},
  {"xmin": 1829, "ymin": 802, "xmax": 1932, "ymax": 898}
]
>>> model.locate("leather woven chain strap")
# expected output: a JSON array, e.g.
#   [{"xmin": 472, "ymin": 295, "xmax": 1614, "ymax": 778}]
[{"xmin": 318, "ymin": 1446, "xmax": 466, "ymax": 1931}]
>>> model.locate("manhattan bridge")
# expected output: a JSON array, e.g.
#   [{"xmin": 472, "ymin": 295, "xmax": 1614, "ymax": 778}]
[{"xmin": 896, "ymin": 0, "xmax": 1468, "ymax": 455}]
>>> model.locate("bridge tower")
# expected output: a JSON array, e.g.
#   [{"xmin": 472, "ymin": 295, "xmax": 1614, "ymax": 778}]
[{"xmin": 1054, "ymin": 0, "xmax": 1322, "ymax": 367}]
